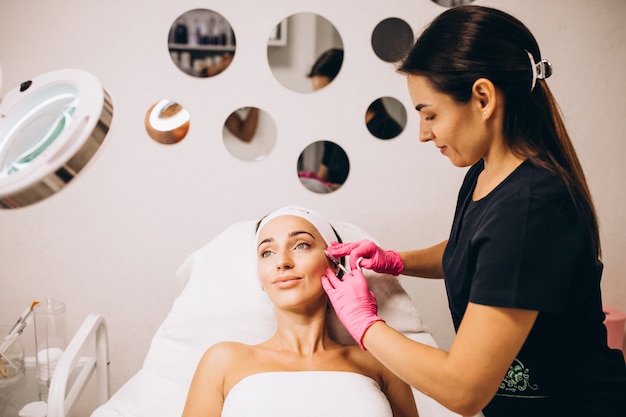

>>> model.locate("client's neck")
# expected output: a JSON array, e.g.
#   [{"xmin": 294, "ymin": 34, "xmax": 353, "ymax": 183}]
[{"xmin": 271, "ymin": 309, "xmax": 338, "ymax": 356}]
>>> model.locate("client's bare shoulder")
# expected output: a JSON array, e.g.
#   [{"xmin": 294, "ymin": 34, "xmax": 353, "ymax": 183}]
[
  {"xmin": 197, "ymin": 341, "xmax": 259, "ymax": 396},
  {"xmin": 203, "ymin": 340, "xmax": 254, "ymax": 360},
  {"xmin": 201, "ymin": 341, "xmax": 258, "ymax": 373},
  {"xmin": 342, "ymin": 343, "xmax": 386, "ymax": 371},
  {"xmin": 341, "ymin": 344, "xmax": 418, "ymax": 416}
]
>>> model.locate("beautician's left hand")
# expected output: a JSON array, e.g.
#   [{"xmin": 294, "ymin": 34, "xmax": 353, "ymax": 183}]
[
  {"xmin": 321, "ymin": 268, "xmax": 384, "ymax": 350},
  {"xmin": 327, "ymin": 240, "xmax": 404, "ymax": 276}
]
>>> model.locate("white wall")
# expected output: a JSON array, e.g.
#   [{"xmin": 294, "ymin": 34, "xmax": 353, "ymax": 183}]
[{"xmin": 0, "ymin": 0, "xmax": 624, "ymax": 412}]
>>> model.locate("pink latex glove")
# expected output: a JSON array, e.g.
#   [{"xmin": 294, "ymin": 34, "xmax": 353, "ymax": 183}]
[
  {"xmin": 327, "ymin": 240, "xmax": 404, "ymax": 276},
  {"xmin": 321, "ymin": 267, "xmax": 384, "ymax": 350}
]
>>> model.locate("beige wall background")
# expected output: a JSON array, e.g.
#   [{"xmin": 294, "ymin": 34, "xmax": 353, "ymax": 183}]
[{"xmin": 0, "ymin": 0, "xmax": 624, "ymax": 410}]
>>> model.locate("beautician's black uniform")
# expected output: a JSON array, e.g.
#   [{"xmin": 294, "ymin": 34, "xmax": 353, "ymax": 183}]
[
  {"xmin": 367, "ymin": 110, "xmax": 403, "ymax": 140},
  {"xmin": 444, "ymin": 158, "xmax": 626, "ymax": 416},
  {"xmin": 321, "ymin": 141, "xmax": 349, "ymax": 185}
]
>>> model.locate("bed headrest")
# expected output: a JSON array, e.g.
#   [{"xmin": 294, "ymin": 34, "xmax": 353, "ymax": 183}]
[{"xmin": 142, "ymin": 220, "xmax": 428, "ymax": 389}]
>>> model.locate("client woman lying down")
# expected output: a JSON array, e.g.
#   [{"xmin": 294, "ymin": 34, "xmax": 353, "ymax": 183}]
[{"xmin": 181, "ymin": 205, "xmax": 419, "ymax": 417}]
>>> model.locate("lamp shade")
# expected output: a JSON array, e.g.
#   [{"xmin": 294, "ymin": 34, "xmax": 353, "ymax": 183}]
[{"xmin": 0, "ymin": 68, "xmax": 113, "ymax": 208}]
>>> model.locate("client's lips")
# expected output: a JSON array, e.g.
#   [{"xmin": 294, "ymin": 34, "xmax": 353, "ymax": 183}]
[{"xmin": 274, "ymin": 276, "xmax": 302, "ymax": 289}]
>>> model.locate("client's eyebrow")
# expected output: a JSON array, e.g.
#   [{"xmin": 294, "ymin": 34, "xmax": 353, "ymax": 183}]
[
  {"xmin": 415, "ymin": 103, "xmax": 432, "ymax": 111},
  {"xmin": 258, "ymin": 238, "xmax": 273, "ymax": 248},
  {"xmin": 257, "ymin": 231, "xmax": 316, "ymax": 248},
  {"xmin": 289, "ymin": 231, "xmax": 316, "ymax": 239}
]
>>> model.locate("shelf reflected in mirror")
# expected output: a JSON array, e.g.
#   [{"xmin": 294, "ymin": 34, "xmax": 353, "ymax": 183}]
[
  {"xmin": 168, "ymin": 9, "xmax": 236, "ymax": 78},
  {"xmin": 267, "ymin": 12, "xmax": 344, "ymax": 93},
  {"xmin": 223, "ymin": 107, "xmax": 276, "ymax": 162},
  {"xmin": 371, "ymin": 17, "xmax": 413, "ymax": 63},
  {"xmin": 366, "ymin": 97, "xmax": 407, "ymax": 140},
  {"xmin": 297, "ymin": 140, "xmax": 349, "ymax": 194},
  {"xmin": 145, "ymin": 99, "xmax": 190, "ymax": 145}
]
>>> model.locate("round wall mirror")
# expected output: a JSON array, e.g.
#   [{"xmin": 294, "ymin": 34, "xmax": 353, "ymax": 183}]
[
  {"xmin": 222, "ymin": 107, "xmax": 277, "ymax": 161},
  {"xmin": 371, "ymin": 17, "xmax": 414, "ymax": 63},
  {"xmin": 366, "ymin": 97, "xmax": 407, "ymax": 140},
  {"xmin": 0, "ymin": 69, "xmax": 113, "ymax": 208},
  {"xmin": 267, "ymin": 13, "xmax": 344, "ymax": 93},
  {"xmin": 168, "ymin": 9, "xmax": 236, "ymax": 78},
  {"xmin": 297, "ymin": 140, "xmax": 349, "ymax": 194},
  {"xmin": 145, "ymin": 99, "xmax": 190, "ymax": 145},
  {"xmin": 431, "ymin": 0, "xmax": 475, "ymax": 6}
]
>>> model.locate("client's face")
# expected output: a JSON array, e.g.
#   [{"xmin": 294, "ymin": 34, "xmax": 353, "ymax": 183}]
[{"xmin": 257, "ymin": 215, "xmax": 333, "ymax": 310}]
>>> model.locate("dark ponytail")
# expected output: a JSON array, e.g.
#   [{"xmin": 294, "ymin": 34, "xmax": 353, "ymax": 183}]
[{"xmin": 399, "ymin": 5, "xmax": 600, "ymax": 257}]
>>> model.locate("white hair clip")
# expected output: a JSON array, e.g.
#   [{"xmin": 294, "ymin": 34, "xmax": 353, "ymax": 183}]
[{"xmin": 526, "ymin": 50, "xmax": 552, "ymax": 91}]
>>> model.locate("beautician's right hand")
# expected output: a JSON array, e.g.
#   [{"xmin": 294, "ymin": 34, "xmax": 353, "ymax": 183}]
[
  {"xmin": 321, "ymin": 268, "xmax": 384, "ymax": 350},
  {"xmin": 327, "ymin": 240, "xmax": 404, "ymax": 276}
]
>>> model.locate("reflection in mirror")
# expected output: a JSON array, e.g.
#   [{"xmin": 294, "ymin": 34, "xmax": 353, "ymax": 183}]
[
  {"xmin": 223, "ymin": 107, "xmax": 277, "ymax": 162},
  {"xmin": 371, "ymin": 17, "xmax": 414, "ymax": 63},
  {"xmin": 268, "ymin": 19, "xmax": 287, "ymax": 46},
  {"xmin": 168, "ymin": 9, "xmax": 236, "ymax": 78},
  {"xmin": 267, "ymin": 13, "xmax": 343, "ymax": 93},
  {"xmin": 309, "ymin": 48, "xmax": 343, "ymax": 91},
  {"xmin": 366, "ymin": 97, "xmax": 407, "ymax": 140},
  {"xmin": 297, "ymin": 141, "xmax": 349, "ymax": 194},
  {"xmin": 145, "ymin": 99, "xmax": 190, "ymax": 145},
  {"xmin": 431, "ymin": 0, "xmax": 475, "ymax": 6}
]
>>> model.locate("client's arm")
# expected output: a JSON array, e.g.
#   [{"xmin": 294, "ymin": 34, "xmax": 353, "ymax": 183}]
[
  {"xmin": 381, "ymin": 364, "xmax": 420, "ymax": 417},
  {"xmin": 181, "ymin": 343, "xmax": 232, "ymax": 417}
]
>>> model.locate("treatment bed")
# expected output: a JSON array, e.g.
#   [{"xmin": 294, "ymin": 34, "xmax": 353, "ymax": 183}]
[{"xmin": 54, "ymin": 220, "xmax": 460, "ymax": 417}]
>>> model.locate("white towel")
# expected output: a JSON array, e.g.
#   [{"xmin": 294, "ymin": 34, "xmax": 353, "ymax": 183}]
[{"xmin": 221, "ymin": 371, "xmax": 393, "ymax": 417}]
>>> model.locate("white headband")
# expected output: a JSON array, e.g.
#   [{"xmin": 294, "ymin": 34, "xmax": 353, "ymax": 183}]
[{"xmin": 256, "ymin": 205, "xmax": 337, "ymax": 247}]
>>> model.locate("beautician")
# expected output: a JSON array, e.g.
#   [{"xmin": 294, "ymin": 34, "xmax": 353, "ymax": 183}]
[{"xmin": 322, "ymin": 5, "xmax": 626, "ymax": 417}]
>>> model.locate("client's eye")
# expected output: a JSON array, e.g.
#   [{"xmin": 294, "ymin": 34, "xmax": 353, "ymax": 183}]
[
  {"xmin": 260, "ymin": 249, "xmax": 274, "ymax": 258},
  {"xmin": 295, "ymin": 242, "xmax": 311, "ymax": 250}
]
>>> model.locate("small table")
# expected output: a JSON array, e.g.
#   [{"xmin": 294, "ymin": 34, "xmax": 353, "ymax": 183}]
[
  {"xmin": 1, "ymin": 314, "xmax": 109, "ymax": 417},
  {"xmin": 0, "ymin": 358, "xmax": 41, "ymax": 417},
  {"xmin": 1, "ymin": 356, "xmax": 102, "ymax": 417}
]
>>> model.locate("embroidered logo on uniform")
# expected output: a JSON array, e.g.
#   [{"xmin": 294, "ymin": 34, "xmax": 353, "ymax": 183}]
[{"xmin": 499, "ymin": 358, "xmax": 539, "ymax": 394}]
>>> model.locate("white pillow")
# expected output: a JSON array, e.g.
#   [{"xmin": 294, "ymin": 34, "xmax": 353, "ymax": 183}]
[{"xmin": 141, "ymin": 220, "xmax": 428, "ymax": 389}]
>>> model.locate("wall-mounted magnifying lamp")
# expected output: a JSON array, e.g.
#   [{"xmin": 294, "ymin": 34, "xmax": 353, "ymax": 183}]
[{"xmin": 0, "ymin": 68, "xmax": 113, "ymax": 209}]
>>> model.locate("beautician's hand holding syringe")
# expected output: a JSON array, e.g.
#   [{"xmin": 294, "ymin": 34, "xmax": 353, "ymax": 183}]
[
  {"xmin": 322, "ymin": 5, "xmax": 626, "ymax": 416},
  {"xmin": 322, "ymin": 240, "xmax": 536, "ymax": 416}
]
